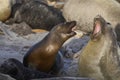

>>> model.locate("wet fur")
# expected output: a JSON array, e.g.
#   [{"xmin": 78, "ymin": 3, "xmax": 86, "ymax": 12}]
[
  {"xmin": 23, "ymin": 21, "xmax": 76, "ymax": 74},
  {"xmin": 78, "ymin": 15, "xmax": 120, "ymax": 80}
]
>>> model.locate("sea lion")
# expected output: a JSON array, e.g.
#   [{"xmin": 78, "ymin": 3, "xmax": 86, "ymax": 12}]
[
  {"xmin": 63, "ymin": 0, "xmax": 120, "ymax": 41},
  {"xmin": 23, "ymin": 21, "xmax": 76, "ymax": 74},
  {"xmin": 0, "ymin": 58, "xmax": 55, "ymax": 80},
  {"xmin": 6, "ymin": 0, "xmax": 65, "ymax": 31},
  {"xmin": 78, "ymin": 15, "xmax": 120, "ymax": 80}
]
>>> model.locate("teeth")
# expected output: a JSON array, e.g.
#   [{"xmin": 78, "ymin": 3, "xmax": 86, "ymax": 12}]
[{"xmin": 74, "ymin": 30, "xmax": 86, "ymax": 38}]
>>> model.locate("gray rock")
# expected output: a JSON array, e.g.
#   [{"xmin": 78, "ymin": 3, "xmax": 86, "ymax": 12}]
[
  {"xmin": 0, "ymin": 73, "xmax": 16, "ymax": 80},
  {"xmin": 32, "ymin": 77, "xmax": 94, "ymax": 80}
]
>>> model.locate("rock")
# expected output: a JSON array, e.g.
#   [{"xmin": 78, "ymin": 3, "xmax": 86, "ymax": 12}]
[
  {"xmin": 9, "ymin": 22, "xmax": 33, "ymax": 36},
  {"xmin": 0, "ymin": 73, "xmax": 16, "ymax": 80}
]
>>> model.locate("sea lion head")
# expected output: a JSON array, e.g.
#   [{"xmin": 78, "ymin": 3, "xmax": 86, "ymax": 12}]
[
  {"xmin": 90, "ymin": 15, "xmax": 115, "ymax": 41},
  {"xmin": 51, "ymin": 21, "xmax": 77, "ymax": 41}
]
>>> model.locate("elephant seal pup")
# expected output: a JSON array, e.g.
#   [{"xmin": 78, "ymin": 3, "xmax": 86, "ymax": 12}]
[
  {"xmin": 63, "ymin": 0, "xmax": 120, "ymax": 41},
  {"xmin": 6, "ymin": 0, "xmax": 65, "ymax": 31},
  {"xmin": 0, "ymin": 58, "xmax": 55, "ymax": 80},
  {"xmin": 0, "ymin": 0, "xmax": 21, "ymax": 22},
  {"xmin": 23, "ymin": 21, "xmax": 76, "ymax": 74},
  {"xmin": 0, "ymin": 0, "xmax": 11, "ymax": 21},
  {"xmin": 78, "ymin": 15, "xmax": 120, "ymax": 80}
]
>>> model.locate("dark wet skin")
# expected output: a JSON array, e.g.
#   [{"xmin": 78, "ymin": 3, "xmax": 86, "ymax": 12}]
[{"xmin": 23, "ymin": 21, "xmax": 76, "ymax": 74}]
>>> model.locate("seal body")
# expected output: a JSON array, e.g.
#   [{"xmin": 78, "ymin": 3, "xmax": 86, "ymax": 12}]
[
  {"xmin": 116, "ymin": 0, "xmax": 120, "ymax": 3},
  {"xmin": 115, "ymin": 24, "xmax": 120, "ymax": 42},
  {"xmin": 23, "ymin": 21, "xmax": 76, "ymax": 74},
  {"xmin": 78, "ymin": 15, "xmax": 120, "ymax": 80},
  {"xmin": 0, "ymin": 0, "xmax": 22, "ymax": 22},
  {"xmin": 63, "ymin": 0, "xmax": 120, "ymax": 41},
  {"xmin": 0, "ymin": 0, "xmax": 11, "ymax": 21},
  {"xmin": 0, "ymin": 58, "xmax": 55, "ymax": 80},
  {"xmin": 7, "ymin": 0, "xmax": 65, "ymax": 31}
]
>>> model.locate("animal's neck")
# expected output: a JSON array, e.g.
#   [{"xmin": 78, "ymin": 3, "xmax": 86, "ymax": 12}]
[
  {"xmin": 41, "ymin": 33, "xmax": 64, "ymax": 55},
  {"xmin": 84, "ymin": 35, "xmax": 113, "ymax": 62}
]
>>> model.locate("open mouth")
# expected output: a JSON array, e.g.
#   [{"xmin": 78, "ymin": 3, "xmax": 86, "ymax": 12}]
[
  {"xmin": 93, "ymin": 21, "xmax": 101, "ymax": 35},
  {"xmin": 93, "ymin": 15, "xmax": 104, "ymax": 35},
  {"xmin": 67, "ymin": 21, "xmax": 88, "ymax": 38},
  {"xmin": 68, "ymin": 21, "xmax": 77, "ymax": 36}
]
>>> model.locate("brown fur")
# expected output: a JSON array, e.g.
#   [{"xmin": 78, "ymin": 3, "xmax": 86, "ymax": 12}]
[
  {"xmin": 23, "ymin": 21, "xmax": 76, "ymax": 74},
  {"xmin": 78, "ymin": 15, "xmax": 120, "ymax": 80}
]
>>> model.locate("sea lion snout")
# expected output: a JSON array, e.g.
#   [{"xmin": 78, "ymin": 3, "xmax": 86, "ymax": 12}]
[
  {"xmin": 67, "ymin": 21, "xmax": 76, "ymax": 28},
  {"xmin": 67, "ymin": 21, "xmax": 76, "ymax": 31},
  {"xmin": 55, "ymin": 21, "xmax": 77, "ymax": 37},
  {"xmin": 65, "ymin": 21, "xmax": 77, "ymax": 36}
]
